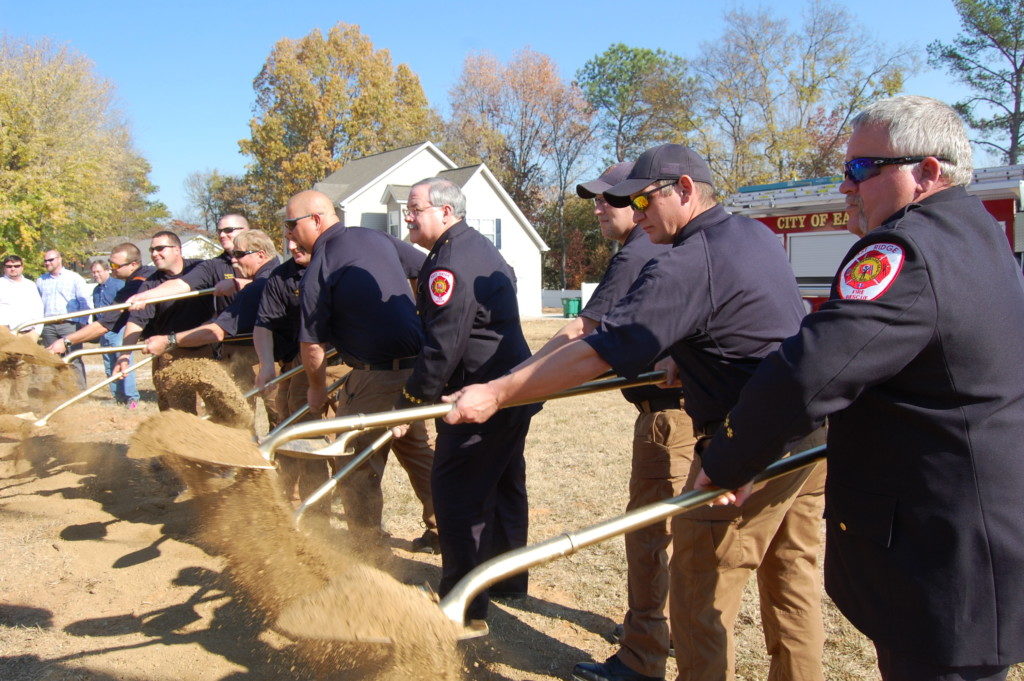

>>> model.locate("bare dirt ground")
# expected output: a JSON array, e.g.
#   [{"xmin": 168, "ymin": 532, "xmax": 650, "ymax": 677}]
[{"xmin": 1, "ymin": 318, "xmax": 1020, "ymax": 680}]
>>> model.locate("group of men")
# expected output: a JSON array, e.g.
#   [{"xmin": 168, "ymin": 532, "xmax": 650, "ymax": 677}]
[
  {"xmin": 3, "ymin": 92, "xmax": 1021, "ymax": 681},
  {"xmin": 443, "ymin": 94, "xmax": 1024, "ymax": 681}
]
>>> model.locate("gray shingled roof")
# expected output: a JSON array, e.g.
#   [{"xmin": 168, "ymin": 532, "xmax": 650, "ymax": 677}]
[
  {"xmin": 316, "ymin": 142, "xmax": 429, "ymax": 201},
  {"xmin": 439, "ymin": 165, "xmax": 481, "ymax": 187}
]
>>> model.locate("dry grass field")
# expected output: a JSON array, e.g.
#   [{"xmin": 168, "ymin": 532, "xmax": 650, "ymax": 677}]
[{"xmin": 0, "ymin": 317, "xmax": 1020, "ymax": 680}]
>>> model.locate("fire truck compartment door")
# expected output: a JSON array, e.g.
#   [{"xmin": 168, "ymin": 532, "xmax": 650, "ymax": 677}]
[{"xmin": 788, "ymin": 231, "xmax": 860, "ymax": 278}]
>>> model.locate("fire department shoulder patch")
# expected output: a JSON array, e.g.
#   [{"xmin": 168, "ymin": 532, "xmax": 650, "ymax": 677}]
[
  {"xmin": 428, "ymin": 269, "xmax": 455, "ymax": 306},
  {"xmin": 838, "ymin": 242, "xmax": 905, "ymax": 301}
]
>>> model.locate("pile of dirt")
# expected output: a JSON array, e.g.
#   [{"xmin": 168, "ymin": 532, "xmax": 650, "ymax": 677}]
[
  {"xmin": 0, "ymin": 327, "xmax": 78, "ymax": 417},
  {"xmin": 128, "ymin": 410, "xmax": 269, "ymax": 469},
  {"xmin": 154, "ymin": 358, "xmax": 252, "ymax": 429},
  {"xmin": 0, "ymin": 327, "xmax": 66, "ymax": 369},
  {"xmin": 198, "ymin": 472, "xmax": 463, "ymax": 680}
]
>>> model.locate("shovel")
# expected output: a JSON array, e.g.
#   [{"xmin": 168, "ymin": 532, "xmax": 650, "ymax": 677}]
[
  {"xmin": 156, "ymin": 370, "xmax": 667, "ymax": 472},
  {"xmin": 62, "ymin": 334, "xmax": 252, "ymax": 365},
  {"xmin": 20, "ymin": 356, "xmax": 157, "ymax": 427},
  {"xmin": 276, "ymin": 445, "xmax": 828, "ymax": 643},
  {"xmin": 12, "ymin": 287, "xmax": 217, "ymax": 334},
  {"xmin": 197, "ymin": 348, "xmax": 341, "ymax": 424}
]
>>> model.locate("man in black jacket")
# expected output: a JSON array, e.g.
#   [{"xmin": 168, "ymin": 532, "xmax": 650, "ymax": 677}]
[
  {"xmin": 395, "ymin": 177, "xmax": 537, "ymax": 623},
  {"xmin": 696, "ymin": 95, "xmax": 1024, "ymax": 681}
]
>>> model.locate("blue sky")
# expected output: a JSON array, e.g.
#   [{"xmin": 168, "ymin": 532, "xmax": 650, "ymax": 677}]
[{"xmin": 1, "ymin": 0, "xmax": 971, "ymax": 219}]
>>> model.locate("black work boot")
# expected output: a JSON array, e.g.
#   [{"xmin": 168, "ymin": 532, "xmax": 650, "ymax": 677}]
[{"xmin": 571, "ymin": 655, "xmax": 664, "ymax": 681}]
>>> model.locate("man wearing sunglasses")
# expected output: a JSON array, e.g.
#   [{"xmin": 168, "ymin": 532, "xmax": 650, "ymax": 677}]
[
  {"xmin": 285, "ymin": 189, "xmax": 436, "ymax": 548},
  {"xmin": 444, "ymin": 143, "xmax": 826, "ymax": 681},
  {"xmin": 117, "ymin": 231, "xmax": 215, "ymax": 412},
  {"xmin": 1, "ymin": 254, "xmax": 44, "ymax": 406},
  {"xmin": 36, "ymin": 249, "xmax": 92, "ymax": 388},
  {"xmin": 1, "ymin": 254, "xmax": 43, "ymax": 336},
  {"xmin": 695, "ymin": 96, "xmax": 1024, "ymax": 681},
  {"xmin": 46, "ymin": 244, "xmax": 154, "ymax": 409},
  {"xmin": 515, "ymin": 162, "xmax": 687, "ymax": 679},
  {"xmin": 141, "ymin": 230, "xmax": 280, "ymax": 406}
]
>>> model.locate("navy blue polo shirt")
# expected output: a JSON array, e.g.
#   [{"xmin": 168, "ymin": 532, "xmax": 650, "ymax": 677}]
[
  {"xmin": 585, "ymin": 204, "xmax": 805, "ymax": 428},
  {"xmin": 580, "ymin": 225, "xmax": 681, "ymax": 406},
  {"xmin": 181, "ymin": 251, "xmax": 236, "ymax": 314},
  {"xmin": 96, "ymin": 265, "xmax": 156, "ymax": 333},
  {"xmin": 298, "ymin": 223, "xmax": 423, "ymax": 364},
  {"xmin": 129, "ymin": 259, "xmax": 217, "ymax": 337},
  {"xmin": 388, "ymin": 233, "xmax": 427, "ymax": 279},
  {"xmin": 255, "ymin": 258, "xmax": 304, "ymax": 363},
  {"xmin": 213, "ymin": 257, "xmax": 280, "ymax": 340}
]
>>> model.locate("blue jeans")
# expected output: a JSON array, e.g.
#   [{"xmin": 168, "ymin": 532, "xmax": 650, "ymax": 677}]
[{"xmin": 100, "ymin": 330, "xmax": 138, "ymax": 403}]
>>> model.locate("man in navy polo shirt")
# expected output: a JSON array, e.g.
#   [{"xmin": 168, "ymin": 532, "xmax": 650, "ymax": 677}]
[
  {"xmin": 287, "ymin": 189, "xmax": 435, "ymax": 546},
  {"xmin": 523, "ymin": 162, "xmax": 687, "ymax": 680}
]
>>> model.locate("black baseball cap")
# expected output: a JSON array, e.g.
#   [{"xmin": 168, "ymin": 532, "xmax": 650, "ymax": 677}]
[
  {"xmin": 604, "ymin": 144, "xmax": 714, "ymax": 208},
  {"xmin": 576, "ymin": 162, "xmax": 634, "ymax": 199}
]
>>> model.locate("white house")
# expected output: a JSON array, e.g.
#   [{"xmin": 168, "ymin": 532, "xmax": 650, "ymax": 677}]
[
  {"xmin": 90, "ymin": 228, "xmax": 221, "ymax": 267},
  {"xmin": 313, "ymin": 141, "xmax": 548, "ymax": 317}
]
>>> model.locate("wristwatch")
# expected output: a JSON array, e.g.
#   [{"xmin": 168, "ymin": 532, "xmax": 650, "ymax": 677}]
[
  {"xmin": 167, "ymin": 332, "xmax": 178, "ymax": 350},
  {"xmin": 62, "ymin": 337, "xmax": 73, "ymax": 350}
]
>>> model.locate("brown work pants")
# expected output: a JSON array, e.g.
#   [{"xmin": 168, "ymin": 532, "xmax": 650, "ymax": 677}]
[
  {"xmin": 668, "ymin": 432, "xmax": 827, "ymax": 681},
  {"xmin": 310, "ymin": 366, "xmax": 435, "ymax": 533},
  {"xmin": 617, "ymin": 407, "xmax": 697, "ymax": 678}
]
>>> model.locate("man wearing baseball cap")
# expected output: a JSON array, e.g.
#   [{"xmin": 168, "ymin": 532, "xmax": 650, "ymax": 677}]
[
  {"xmin": 444, "ymin": 144, "xmax": 827, "ymax": 681},
  {"xmin": 520, "ymin": 161, "xmax": 688, "ymax": 679}
]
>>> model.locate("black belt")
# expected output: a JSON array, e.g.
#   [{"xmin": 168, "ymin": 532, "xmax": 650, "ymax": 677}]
[
  {"xmin": 347, "ymin": 356, "xmax": 417, "ymax": 371},
  {"xmin": 693, "ymin": 420, "xmax": 724, "ymax": 438},
  {"xmin": 633, "ymin": 396, "xmax": 685, "ymax": 414}
]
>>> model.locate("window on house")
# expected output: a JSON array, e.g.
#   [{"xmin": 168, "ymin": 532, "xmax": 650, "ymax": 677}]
[
  {"xmin": 388, "ymin": 210, "xmax": 402, "ymax": 238},
  {"xmin": 467, "ymin": 218, "xmax": 502, "ymax": 248}
]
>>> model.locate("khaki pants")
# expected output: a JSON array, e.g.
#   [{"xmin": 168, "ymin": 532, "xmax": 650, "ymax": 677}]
[
  {"xmin": 668, "ymin": 430, "xmax": 827, "ymax": 681},
  {"xmin": 306, "ymin": 366, "xmax": 436, "ymax": 533},
  {"xmin": 617, "ymin": 407, "xmax": 697, "ymax": 678}
]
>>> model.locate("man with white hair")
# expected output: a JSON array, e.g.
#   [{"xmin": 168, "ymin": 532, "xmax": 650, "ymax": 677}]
[{"xmin": 696, "ymin": 95, "xmax": 1024, "ymax": 681}]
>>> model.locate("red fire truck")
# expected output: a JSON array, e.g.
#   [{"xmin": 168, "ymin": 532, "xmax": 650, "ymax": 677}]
[{"xmin": 726, "ymin": 165, "xmax": 1024, "ymax": 310}]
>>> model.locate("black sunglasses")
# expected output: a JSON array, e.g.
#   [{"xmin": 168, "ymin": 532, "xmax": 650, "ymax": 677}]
[
  {"xmin": 843, "ymin": 156, "xmax": 950, "ymax": 185},
  {"xmin": 284, "ymin": 213, "xmax": 320, "ymax": 230},
  {"xmin": 150, "ymin": 244, "xmax": 175, "ymax": 253},
  {"xmin": 43, "ymin": 257, "xmax": 59, "ymax": 263},
  {"xmin": 217, "ymin": 226, "xmax": 245, "ymax": 235},
  {"xmin": 229, "ymin": 249, "xmax": 260, "ymax": 259}
]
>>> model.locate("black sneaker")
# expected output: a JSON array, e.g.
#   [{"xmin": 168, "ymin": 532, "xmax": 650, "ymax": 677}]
[
  {"xmin": 411, "ymin": 528, "xmax": 440, "ymax": 554},
  {"xmin": 571, "ymin": 655, "xmax": 664, "ymax": 681}
]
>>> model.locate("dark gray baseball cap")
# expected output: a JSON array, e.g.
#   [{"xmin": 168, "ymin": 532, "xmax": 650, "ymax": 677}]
[
  {"xmin": 576, "ymin": 162, "xmax": 634, "ymax": 199},
  {"xmin": 604, "ymin": 144, "xmax": 714, "ymax": 208}
]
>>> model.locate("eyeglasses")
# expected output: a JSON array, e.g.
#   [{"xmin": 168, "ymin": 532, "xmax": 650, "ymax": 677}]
[
  {"xmin": 150, "ymin": 245, "xmax": 175, "ymax": 253},
  {"xmin": 108, "ymin": 260, "xmax": 132, "ymax": 271},
  {"xmin": 843, "ymin": 156, "xmax": 949, "ymax": 185},
  {"xmin": 4, "ymin": 263, "xmax": 22, "ymax": 268},
  {"xmin": 217, "ymin": 226, "xmax": 246, "ymax": 235},
  {"xmin": 43, "ymin": 257, "xmax": 59, "ymax": 263},
  {"xmin": 284, "ymin": 213, "xmax": 319, "ymax": 230},
  {"xmin": 229, "ymin": 249, "xmax": 260, "ymax": 259},
  {"xmin": 403, "ymin": 205, "xmax": 437, "ymax": 218},
  {"xmin": 629, "ymin": 181, "xmax": 678, "ymax": 212}
]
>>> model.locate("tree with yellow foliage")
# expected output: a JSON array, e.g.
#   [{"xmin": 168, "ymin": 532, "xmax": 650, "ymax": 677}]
[
  {"xmin": 239, "ymin": 23, "xmax": 440, "ymax": 227},
  {"xmin": 0, "ymin": 38, "xmax": 167, "ymax": 273}
]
